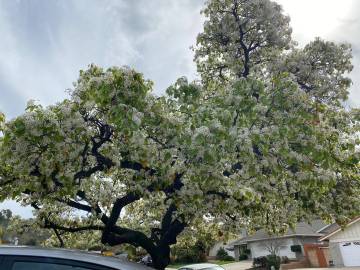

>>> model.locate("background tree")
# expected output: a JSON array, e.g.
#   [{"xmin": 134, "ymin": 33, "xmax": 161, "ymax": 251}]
[
  {"xmin": 0, "ymin": 209, "xmax": 12, "ymax": 228},
  {"xmin": 0, "ymin": 209, "xmax": 12, "ymax": 243},
  {"xmin": 6, "ymin": 215, "xmax": 51, "ymax": 246},
  {"xmin": 0, "ymin": 0, "xmax": 359, "ymax": 269},
  {"xmin": 263, "ymin": 238, "xmax": 285, "ymax": 256},
  {"xmin": 171, "ymin": 217, "xmax": 235, "ymax": 262},
  {"xmin": 0, "ymin": 210, "xmax": 51, "ymax": 245}
]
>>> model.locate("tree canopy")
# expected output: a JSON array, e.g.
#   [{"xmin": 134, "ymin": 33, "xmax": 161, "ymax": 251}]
[
  {"xmin": 0, "ymin": 209, "xmax": 12, "ymax": 242},
  {"xmin": 0, "ymin": 0, "xmax": 359, "ymax": 269}
]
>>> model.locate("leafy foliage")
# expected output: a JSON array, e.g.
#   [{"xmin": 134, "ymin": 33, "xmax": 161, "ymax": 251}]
[
  {"xmin": 216, "ymin": 247, "xmax": 235, "ymax": 261},
  {"xmin": 171, "ymin": 217, "xmax": 235, "ymax": 258},
  {"xmin": 253, "ymin": 256, "xmax": 268, "ymax": 268},
  {"xmin": 4, "ymin": 215, "xmax": 51, "ymax": 246},
  {"xmin": 172, "ymin": 240, "xmax": 207, "ymax": 264},
  {"xmin": 0, "ymin": 0, "xmax": 359, "ymax": 269},
  {"xmin": 266, "ymin": 255, "xmax": 281, "ymax": 270},
  {"xmin": 216, "ymin": 247, "xmax": 228, "ymax": 260},
  {"xmin": 0, "ymin": 209, "xmax": 12, "ymax": 243},
  {"xmin": 253, "ymin": 255, "xmax": 281, "ymax": 270},
  {"xmin": 0, "ymin": 209, "xmax": 12, "ymax": 228},
  {"xmin": 194, "ymin": 0, "xmax": 292, "ymax": 84}
]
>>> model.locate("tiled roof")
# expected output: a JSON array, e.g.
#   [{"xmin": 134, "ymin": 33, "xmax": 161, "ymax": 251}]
[
  {"xmin": 317, "ymin": 223, "xmax": 341, "ymax": 235},
  {"xmin": 230, "ymin": 220, "xmax": 326, "ymax": 246},
  {"xmin": 319, "ymin": 216, "xmax": 360, "ymax": 241}
]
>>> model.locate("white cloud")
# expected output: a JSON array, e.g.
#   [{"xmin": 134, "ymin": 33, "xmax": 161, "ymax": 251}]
[
  {"xmin": 276, "ymin": 0, "xmax": 354, "ymax": 45},
  {"xmin": 0, "ymin": 0, "xmax": 359, "ymax": 217}
]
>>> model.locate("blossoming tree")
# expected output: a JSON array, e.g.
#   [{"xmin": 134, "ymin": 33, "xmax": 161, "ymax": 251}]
[{"xmin": 0, "ymin": 0, "xmax": 359, "ymax": 269}]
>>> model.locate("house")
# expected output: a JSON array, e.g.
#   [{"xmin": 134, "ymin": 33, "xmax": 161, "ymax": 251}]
[
  {"xmin": 229, "ymin": 220, "xmax": 326, "ymax": 261},
  {"xmin": 208, "ymin": 239, "xmax": 236, "ymax": 258},
  {"xmin": 319, "ymin": 216, "xmax": 360, "ymax": 267},
  {"xmin": 208, "ymin": 230, "xmax": 245, "ymax": 259}
]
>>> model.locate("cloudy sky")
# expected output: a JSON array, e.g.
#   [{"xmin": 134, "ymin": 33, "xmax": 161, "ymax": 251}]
[{"xmin": 0, "ymin": 0, "xmax": 359, "ymax": 217}]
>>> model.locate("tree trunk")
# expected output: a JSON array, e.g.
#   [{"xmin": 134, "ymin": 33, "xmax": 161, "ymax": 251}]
[
  {"xmin": 101, "ymin": 229, "xmax": 173, "ymax": 270},
  {"xmin": 150, "ymin": 245, "xmax": 171, "ymax": 270}
]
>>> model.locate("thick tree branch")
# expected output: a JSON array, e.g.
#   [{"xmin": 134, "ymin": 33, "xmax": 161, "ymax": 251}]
[
  {"xmin": 104, "ymin": 225, "xmax": 157, "ymax": 251},
  {"xmin": 232, "ymin": 0, "xmax": 251, "ymax": 78},
  {"xmin": 160, "ymin": 218, "xmax": 186, "ymax": 246},
  {"xmin": 58, "ymin": 198, "xmax": 93, "ymax": 213},
  {"xmin": 102, "ymin": 192, "xmax": 141, "ymax": 241},
  {"xmin": 161, "ymin": 203, "xmax": 177, "ymax": 232},
  {"xmin": 159, "ymin": 202, "xmax": 186, "ymax": 246},
  {"xmin": 43, "ymin": 220, "xmax": 104, "ymax": 233}
]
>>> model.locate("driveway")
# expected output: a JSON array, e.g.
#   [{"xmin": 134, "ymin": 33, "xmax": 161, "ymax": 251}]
[
  {"xmin": 166, "ymin": 261, "xmax": 253, "ymax": 270},
  {"xmin": 296, "ymin": 266, "xmax": 360, "ymax": 270}
]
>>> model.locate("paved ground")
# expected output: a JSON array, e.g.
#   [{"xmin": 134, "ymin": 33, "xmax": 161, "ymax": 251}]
[
  {"xmin": 296, "ymin": 268, "xmax": 360, "ymax": 270},
  {"xmin": 220, "ymin": 263, "xmax": 360, "ymax": 270},
  {"xmin": 166, "ymin": 261, "xmax": 253, "ymax": 270},
  {"xmin": 168, "ymin": 262, "xmax": 360, "ymax": 270},
  {"xmin": 222, "ymin": 264, "xmax": 360, "ymax": 270},
  {"xmin": 222, "ymin": 261, "xmax": 253, "ymax": 270}
]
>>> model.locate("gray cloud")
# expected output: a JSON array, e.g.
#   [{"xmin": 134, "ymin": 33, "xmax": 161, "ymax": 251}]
[
  {"xmin": 1, "ymin": 0, "xmax": 358, "ymax": 120},
  {"xmin": 0, "ymin": 0, "xmax": 205, "ymax": 119},
  {"xmin": 0, "ymin": 0, "xmax": 359, "ymax": 217},
  {"xmin": 327, "ymin": 1, "xmax": 360, "ymax": 107}
]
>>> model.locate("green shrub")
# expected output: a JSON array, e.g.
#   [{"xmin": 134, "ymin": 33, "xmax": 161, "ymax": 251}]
[
  {"xmin": 253, "ymin": 255, "xmax": 281, "ymax": 270},
  {"xmin": 216, "ymin": 247, "xmax": 229, "ymax": 260},
  {"xmin": 173, "ymin": 248, "xmax": 197, "ymax": 263},
  {"xmin": 253, "ymin": 256, "xmax": 267, "ymax": 268},
  {"xmin": 228, "ymin": 255, "xmax": 236, "ymax": 261},
  {"xmin": 173, "ymin": 241, "xmax": 207, "ymax": 263},
  {"xmin": 290, "ymin": 245, "xmax": 302, "ymax": 253},
  {"xmin": 214, "ymin": 247, "xmax": 235, "ymax": 261},
  {"xmin": 266, "ymin": 255, "xmax": 281, "ymax": 270}
]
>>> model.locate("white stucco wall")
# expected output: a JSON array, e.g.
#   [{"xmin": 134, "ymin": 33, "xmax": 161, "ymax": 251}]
[
  {"xmin": 328, "ymin": 220, "xmax": 360, "ymax": 243},
  {"xmin": 327, "ymin": 219, "xmax": 360, "ymax": 267},
  {"xmin": 248, "ymin": 238, "xmax": 296, "ymax": 259}
]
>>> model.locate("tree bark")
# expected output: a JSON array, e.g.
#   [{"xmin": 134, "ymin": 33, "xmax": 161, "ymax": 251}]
[
  {"xmin": 151, "ymin": 245, "xmax": 171, "ymax": 270},
  {"xmin": 101, "ymin": 228, "xmax": 174, "ymax": 270}
]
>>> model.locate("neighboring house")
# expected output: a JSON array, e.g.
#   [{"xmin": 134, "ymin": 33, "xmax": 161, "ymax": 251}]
[
  {"xmin": 317, "ymin": 222, "xmax": 341, "ymax": 235},
  {"xmin": 208, "ymin": 239, "xmax": 236, "ymax": 258},
  {"xmin": 319, "ymin": 217, "xmax": 360, "ymax": 267},
  {"xmin": 229, "ymin": 220, "xmax": 326, "ymax": 261}
]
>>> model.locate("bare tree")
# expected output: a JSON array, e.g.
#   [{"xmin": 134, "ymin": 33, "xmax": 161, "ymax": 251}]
[{"xmin": 263, "ymin": 238, "xmax": 285, "ymax": 255}]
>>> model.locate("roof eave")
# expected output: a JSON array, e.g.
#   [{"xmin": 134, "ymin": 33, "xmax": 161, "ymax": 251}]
[
  {"xmin": 233, "ymin": 233, "xmax": 322, "ymax": 245},
  {"xmin": 319, "ymin": 217, "xmax": 360, "ymax": 241}
]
